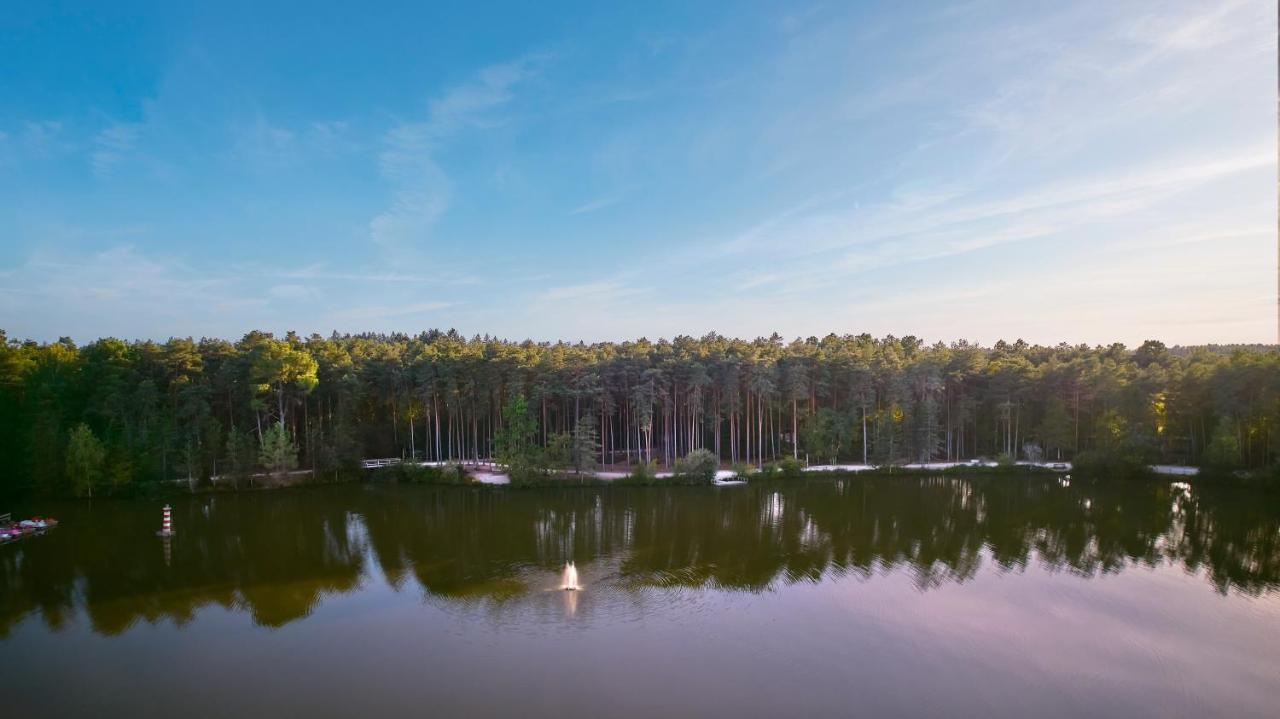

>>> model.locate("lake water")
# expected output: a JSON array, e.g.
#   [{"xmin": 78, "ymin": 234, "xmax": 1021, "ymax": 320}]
[{"xmin": 3, "ymin": 477, "xmax": 1279, "ymax": 717}]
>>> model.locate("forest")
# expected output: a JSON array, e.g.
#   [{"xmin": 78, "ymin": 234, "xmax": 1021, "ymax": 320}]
[{"xmin": 0, "ymin": 328, "xmax": 1276, "ymax": 495}]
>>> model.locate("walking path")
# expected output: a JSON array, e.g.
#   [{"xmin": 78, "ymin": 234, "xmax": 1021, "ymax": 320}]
[{"xmin": 370, "ymin": 457, "xmax": 1203, "ymax": 484}]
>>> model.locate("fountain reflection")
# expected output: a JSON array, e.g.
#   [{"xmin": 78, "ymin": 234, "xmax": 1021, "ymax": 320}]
[
  {"xmin": 562, "ymin": 582, "xmax": 579, "ymax": 618},
  {"xmin": 1, "ymin": 476, "xmax": 1277, "ymax": 636}
]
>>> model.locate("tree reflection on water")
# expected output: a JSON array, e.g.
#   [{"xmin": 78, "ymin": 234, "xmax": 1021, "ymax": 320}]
[{"xmin": 2, "ymin": 477, "xmax": 1276, "ymax": 636}]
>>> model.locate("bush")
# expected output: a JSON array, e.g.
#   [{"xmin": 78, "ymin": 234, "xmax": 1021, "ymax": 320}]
[
  {"xmin": 613, "ymin": 460, "xmax": 663, "ymax": 485},
  {"xmin": 394, "ymin": 462, "xmax": 473, "ymax": 485},
  {"xmin": 629, "ymin": 460, "xmax": 660, "ymax": 482},
  {"xmin": 777, "ymin": 455, "xmax": 805, "ymax": 479},
  {"xmin": 674, "ymin": 448, "xmax": 719, "ymax": 484},
  {"xmin": 757, "ymin": 462, "xmax": 780, "ymax": 479},
  {"xmin": 441, "ymin": 463, "xmax": 470, "ymax": 484},
  {"xmin": 1072, "ymin": 450, "xmax": 1149, "ymax": 480},
  {"xmin": 507, "ymin": 466, "xmax": 545, "ymax": 486},
  {"xmin": 731, "ymin": 462, "xmax": 755, "ymax": 480}
]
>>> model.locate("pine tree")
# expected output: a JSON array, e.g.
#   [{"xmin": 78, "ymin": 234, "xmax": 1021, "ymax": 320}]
[
  {"xmin": 259, "ymin": 422, "xmax": 299, "ymax": 474},
  {"xmin": 225, "ymin": 426, "xmax": 254, "ymax": 487},
  {"xmin": 571, "ymin": 415, "xmax": 599, "ymax": 474}
]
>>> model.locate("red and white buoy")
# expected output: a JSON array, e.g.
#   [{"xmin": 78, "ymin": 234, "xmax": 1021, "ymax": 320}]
[{"xmin": 156, "ymin": 504, "xmax": 175, "ymax": 537}]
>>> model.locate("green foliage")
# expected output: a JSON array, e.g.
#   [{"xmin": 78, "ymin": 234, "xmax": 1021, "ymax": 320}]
[
  {"xmin": 224, "ymin": 428, "xmax": 255, "ymax": 485},
  {"xmin": 106, "ymin": 453, "xmax": 135, "ymax": 492},
  {"xmin": 4, "ymin": 329, "xmax": 1280, "ymax": 496},
  {"xmin": 731, "ymin": 462, "xmax": 755, "ymax": 479},
  {"xmin": 495, "ymin": 396, "xmax": 538, "ymax": 466},
  {"xmin": 65, "ymin": 423, "xmax": 106, "ymax": 498},
  {"xmin": 674, "ymin": 448, "xmax": 719, "ymax": 484},
  {"xmin": 259, "ymin": 423, "xmax": 298, "ymax": 474},
  {"xmin": 506, "ymin": 465, "xmax": 547, "ymax": 486},
  {"xmin": 615, "ymin": 460, "xmax": 703, "ymax": 486},
  {"xmin": 394, "ymin": 462, "xmax": 472, "ymax": 485},
  {"xmin": 570, "ymin": 415, "xmax": 599, "ymax": 474},
  {"xmin": 496, "ymin": 395, "xmax": 546, "ymax": 483},
  {"xmin": 1039, "ymin": 395, "xmax": 1073, "ymax": 459},
  {"xmin": 543, "ymin": 432, "xmax": 572, "ymax": 471},
  {"xmin": 324, "ymin": 417, "xmax": 364, "ymax": 478},
  {"xmin": 1204, "ymin": 422, "xmax": 1242, "ymax": 470},
  {"xmin": 248, "ymin": 337, "xmax": 319, "ymax": 416},
  {"xmin": 625, "ymin": 460, "xmax": 660, "ymax": 483},
  {"xmin": 777, "ymin": 455, "xmax": 805, "ymax": 478},
  {"xmin": 802, "ymin": 408, "xmax": 851, "ymax": 465},
  {"xmin": 1072, "ymin": 450, "xmax": 1151, "ymax": 480}
]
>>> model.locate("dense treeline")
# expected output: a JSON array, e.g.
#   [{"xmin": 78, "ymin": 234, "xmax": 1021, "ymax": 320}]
[{"xmin": 2, "ymin": 328, "xmax": 1278, "ymax": 494}]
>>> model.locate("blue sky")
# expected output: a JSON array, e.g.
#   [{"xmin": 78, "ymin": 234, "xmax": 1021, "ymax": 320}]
[{"xmin": 1, "ymin": 0, "xmax": 1275, "ymax": 345}]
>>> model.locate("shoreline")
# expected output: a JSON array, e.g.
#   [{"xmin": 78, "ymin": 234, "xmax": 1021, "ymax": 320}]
[{"xmin": 5, "ymin": 460, "xmax": 1248, "ymax": 502}]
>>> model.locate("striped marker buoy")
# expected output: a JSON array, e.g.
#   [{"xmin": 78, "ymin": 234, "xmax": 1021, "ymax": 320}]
[{"xmin": 156, "ymin": 504, "xmax": 175, "ymax": 537}]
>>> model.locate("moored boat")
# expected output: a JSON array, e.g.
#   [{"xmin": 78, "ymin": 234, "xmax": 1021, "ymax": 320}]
[{"xmin": 0, "ymin": 515, "xmax": 58, "ymax": 543}]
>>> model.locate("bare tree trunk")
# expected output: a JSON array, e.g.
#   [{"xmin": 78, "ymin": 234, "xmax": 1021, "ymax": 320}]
[
  {"xmin": 792, "ymin": 399, "xmax": 798, "ymax": 459},
  {"xmin": 862, "ymin": 403, "xmax": 868, "ymax": 465},
  {"xmin": 752, "ymin": 392, "xmax": 759, "ymax": 466}
]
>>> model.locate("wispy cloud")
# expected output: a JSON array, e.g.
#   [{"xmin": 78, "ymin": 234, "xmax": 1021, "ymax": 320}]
[
  {"xmin": 331, "ymin": 301, "xmax": 452, "ymax": 321},
  {"xmin": 568, "ymin": 196, "xmax": 620, "ymax": 215},
  {"xmin": 268, "ymin": 284, "xmax": 317, "ymax": 301},
  {"xmin": 719, "ymin": 141, "xmax": 1271, "ymax": 271},
  {"xmin": 370, "ymin": 55, "xmax": 548, "ymax": 254},
  {"xmin": 306, "ymin": 121, "xmax": 352, "ymax": 156},
  {"xmin": 90, "ymin": 122, "xmax": 142, "ymax": 177},
  {"xmin": 0, "ymin": 245, "xmax": 244, "ymax": 339},
  {"xmin": 0, "ymin": 243, "xmax": 460, "ymax": 340},
  {"xmin": 274, "ymin": 262, "xmax": 483, "ymax": 289},
  {"xmin": 3, "ymin": 2, "xmax": 1271, "ymax": 347},
  {"xmin": 233, "ymin": 114, "xmax": 298, "ymax": 168},
  {"xmin": 21, "ymin": 121, "xmax": 69, "ymax": 157},
  {"xmin": 1121, "ymin": 0, "xmax": 1266, "ymax": 65},
  {"xmin": 278, "ymin": 264, "xmax": 435, "ymax": 284},
  {"xmin": 537, "ymin": 279, "xmax": 645, "ymax": 303}
]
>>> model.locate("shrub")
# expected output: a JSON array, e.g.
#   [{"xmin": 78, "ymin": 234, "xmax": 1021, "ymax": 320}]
[
  {"xmin": 441, "ymin": 463, "xmax": 470, "ymax": 484},
  {"xmin": 674, "ymin": 448, "xmax": 719, "ymax": 484},
  {"xmin": 626, "ymin": 460, "xmax": 660, "ymax": 483},
  {"xmin": 731, "ymin": 462, "xmax": 755, "ymax": 480},
  {"xmin": 777, "ymin": 455, "xmax": 805, "ymax": 479},
  {"xmin": 1072, "ymin": 450, "xmax": 1149, "ymax": 480},
  {"xmin": 395, "ymin": 462, "xmax": 473, "ymax": 485},
  {"xmin": 507, "ymin": 465, "xmax": 546, "ymax": 486}
]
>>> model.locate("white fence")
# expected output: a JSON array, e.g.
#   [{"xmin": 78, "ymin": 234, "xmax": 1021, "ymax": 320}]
[{"xmin": 360, "ymin": 458, "xmax": 403, "ymax": 469}]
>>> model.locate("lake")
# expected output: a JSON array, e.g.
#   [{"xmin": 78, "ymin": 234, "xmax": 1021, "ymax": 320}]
[{"xmin": 3, "ymin": 476, "xmax": 1279, "ymax": 717}]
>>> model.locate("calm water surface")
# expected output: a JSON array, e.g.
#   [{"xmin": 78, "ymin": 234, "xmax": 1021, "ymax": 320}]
[{"xmin": 3, "ymin": 477, "xmax": 1279, "ymax": 717}]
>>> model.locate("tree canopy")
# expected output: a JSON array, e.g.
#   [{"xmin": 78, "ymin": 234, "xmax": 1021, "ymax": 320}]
[{"xmin": 1, "ymin": 328, "xmax": 1277, "ymax": 494}]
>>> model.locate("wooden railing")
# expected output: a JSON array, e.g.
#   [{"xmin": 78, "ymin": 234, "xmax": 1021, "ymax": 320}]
[{"xmin": 360, "ymin": 458, "xmax": 403, "ymax": 469}]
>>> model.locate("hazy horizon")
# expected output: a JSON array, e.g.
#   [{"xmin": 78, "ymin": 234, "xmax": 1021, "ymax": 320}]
[
  {"xmin": 2, "ymin": 1, "xmax": 1276, "ymax": 346},
  {"xmin": 5, "ymin": 326, "xmax": 1276, "ymax": 353}
]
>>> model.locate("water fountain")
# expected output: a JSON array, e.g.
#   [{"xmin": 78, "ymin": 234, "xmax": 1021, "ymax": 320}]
[{"xmin": 561, "ymin": 561, "xmax": 580, "ymax": 591}]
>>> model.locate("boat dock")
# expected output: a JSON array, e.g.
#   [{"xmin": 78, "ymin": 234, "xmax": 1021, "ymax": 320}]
[{"xmin": 0, "ymin": 512, "xmax": 59, "ymax": 544}]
